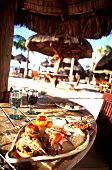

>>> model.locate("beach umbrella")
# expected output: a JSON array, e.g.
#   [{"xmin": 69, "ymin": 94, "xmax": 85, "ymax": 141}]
[
  {"xmin": 41, "ymin": 60, "xmax": 54, "ymax": 68},
  {"xmin": 25, "ymin": 34, "xmax": 93, "ymax": 60},
  {"xmin": 25, "ymin": 34, "xmax": 93, "ymax": 76},
  {"xmin": 14, "ymin": 1, "xmax": 112, "ymax": 39},
  {"xmin": 41, "ymin": 60, "xmax": 49, "ymax": 67},
  {"xmin": 94, "ymin": 50, "xmax": 112, "ymax": 71},
  {"xmin": 13, "ymin": 53, "xmax": 30, "ymax": 64}
]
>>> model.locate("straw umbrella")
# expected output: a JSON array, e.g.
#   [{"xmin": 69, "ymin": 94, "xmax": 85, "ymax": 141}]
[
  {"xmin": 14, "ymin": 1, "xmax": 112, "ymax": 39},
  {"xmin": 94, "ymin": 50, "xmax": 112, "ymax": 72},
  {"xmin": 25, "ymin": 34, "xmax": 93, "ymax": 59},
  {"xmin": 13, "ymin": 53, "xmax": 29, "ymax": 64},
  {"xmin": 25, "ymin": 34, "xmax": 93, "ymax": 77},
  {"xmin": 94, "ymin": 50, "xmax": 112, "ymax": 82}
]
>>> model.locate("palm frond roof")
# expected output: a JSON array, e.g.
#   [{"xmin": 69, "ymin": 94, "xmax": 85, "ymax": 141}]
[{"xmin": 12, "ymin": 0, "xmax": 112, "ymax": 39}]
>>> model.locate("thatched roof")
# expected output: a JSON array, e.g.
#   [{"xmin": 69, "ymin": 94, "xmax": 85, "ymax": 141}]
[
  {"xmin": 14, "ymin": 0, "xmax": 112, "ymax": 39},
  {"xmin": 12, "ymin": 53, "xmax": 30, "ymax": 64},
  {"xmin": 25, "ymin": 34, "xmax": 93, "ymax": 59},
  {"xmin": 94, "ymin": 50, "xmax": 112, "ymax": 71}
]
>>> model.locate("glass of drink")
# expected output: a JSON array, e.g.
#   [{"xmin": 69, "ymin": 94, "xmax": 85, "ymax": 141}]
[
  {"xmin": 9, "ymin": 90, "xmax": 22, "ymax": 120},
  {"xmin": 26, "ymin": 89, "xmax": 38, "ymax": 114}
]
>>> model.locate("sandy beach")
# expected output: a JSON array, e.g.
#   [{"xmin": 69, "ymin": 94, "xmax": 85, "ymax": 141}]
[{"xmin": 8, "ymin": 76, "xmax": 103, "ymax": 119}]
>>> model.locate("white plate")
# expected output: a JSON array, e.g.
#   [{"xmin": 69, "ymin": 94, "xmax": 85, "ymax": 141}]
[
  {"xmin": 5, "ymin": 117, "xmax": 90, "ymax": 164},
  {"xmin": 55, "ymin": 102, "xmax": 85, "ymax": 111}
]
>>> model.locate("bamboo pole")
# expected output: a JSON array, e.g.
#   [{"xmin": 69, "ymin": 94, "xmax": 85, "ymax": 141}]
[{"xmin": 69, "ymin": 58, "xmax": 74, "ymax": 82}]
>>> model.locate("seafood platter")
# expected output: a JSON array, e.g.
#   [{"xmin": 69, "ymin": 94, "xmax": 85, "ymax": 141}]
[
  {"xmin": 5, "ymin": 112, "xmax": 92, "ymax": 163},
  {"xmin": 55, "ymin": 101, "xmax": 85, "ymax": 111}
]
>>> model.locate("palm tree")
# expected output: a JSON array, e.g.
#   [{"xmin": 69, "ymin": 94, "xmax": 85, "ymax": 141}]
[
  {"xmin": 95, "ymin": 45, "xmax": 112, "ymax": 57},
  {"xmin": 13, "ymin": 35, "xmax": 26, "ymax": 51},
  {"xmin": 13, "ymin": 35, "xmax": 29, "ymax": 77}
]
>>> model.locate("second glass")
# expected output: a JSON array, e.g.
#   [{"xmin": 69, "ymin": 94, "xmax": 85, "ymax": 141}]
[{"xmin": 26, "ymin": 89, "xmax": 38, "ymax": 115}]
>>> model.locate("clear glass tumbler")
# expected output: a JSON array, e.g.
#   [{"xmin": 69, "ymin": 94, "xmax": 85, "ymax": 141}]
[{"xmin": 9, "ymin": 90, "xmax": 22, "ymax": 120}]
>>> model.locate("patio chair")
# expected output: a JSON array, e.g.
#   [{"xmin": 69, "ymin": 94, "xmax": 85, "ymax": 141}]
[{"xmin": 72, "ymin": 92, "xmax": 112, "ymax": 170}]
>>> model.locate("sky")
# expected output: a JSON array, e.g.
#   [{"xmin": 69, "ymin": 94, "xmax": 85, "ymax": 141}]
[{"xmin": 12, "ymin": 25, "xmax": 112, "ymax": 69}]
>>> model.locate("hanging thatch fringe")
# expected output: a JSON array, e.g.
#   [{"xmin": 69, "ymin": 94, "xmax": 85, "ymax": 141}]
[{"xmin": 14, "ymin": 0, "xmax": 112, "ymax": 39}]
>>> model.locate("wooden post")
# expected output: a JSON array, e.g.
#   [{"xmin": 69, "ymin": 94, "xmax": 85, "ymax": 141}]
[
  {"xmin": 53, "ymin": 53, "xmax": 62, "ymax": 74},
  {"xmin": 69, "ymin": 58, "xmax": 75, "ymax": 82},
  {"xmin": 54, "ymin": 57, "xmax": 61, "ymax": 74},
  {"xmin": 24, "ymin": 51, "xmax": 29, "ymax": 78},
  {"xmin": 0, "ymin": 0, "xmax": 15, "ymax": 101}
]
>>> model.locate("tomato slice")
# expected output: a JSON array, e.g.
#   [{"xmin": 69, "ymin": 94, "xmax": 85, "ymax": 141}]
[
  {"xmin": 38, "ymin": 116, "xmax": 47, "ymax": 121},
  {"xmin": 50, "ymin": 133, "xmax": 63, "ymax": 146}
]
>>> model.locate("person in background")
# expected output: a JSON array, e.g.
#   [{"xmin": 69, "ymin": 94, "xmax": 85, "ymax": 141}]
[
  {"xmin": 75, "ymin": 71, "xmax": 81, "ymax": 86},
  {"xmin": 85, "ymin": 69, "xmax": 90, "ymax": 84},
  {"xmin": 19, "ymin": 68, "xmax": 24, "ymax": 78},
  {"xmin": 59, "ymin": 64, "xmax": 65, "ymax": 74}
]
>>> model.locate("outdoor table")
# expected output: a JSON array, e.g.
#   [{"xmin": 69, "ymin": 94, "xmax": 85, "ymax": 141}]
[
  {"xmin": 0, "ymin": 94, "xmax": 97, "ymax": 170},
  {"xmin": 39, "ymin": 73, "xmax": 69, "ymax": 87}
]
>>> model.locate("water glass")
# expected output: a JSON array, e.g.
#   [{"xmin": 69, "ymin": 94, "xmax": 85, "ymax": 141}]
[{"xmin": 9, "ymin": 90, "xmax": 22, "ymax": 120}]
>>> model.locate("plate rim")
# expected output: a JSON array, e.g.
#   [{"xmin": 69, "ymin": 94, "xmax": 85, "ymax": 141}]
[{"xmin": 55, "ymin": 102, "xmax": 85, "ymax": 111}]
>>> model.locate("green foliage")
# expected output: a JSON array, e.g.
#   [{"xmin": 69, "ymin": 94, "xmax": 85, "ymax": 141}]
[
  {"xmin": 86, "ymin": 65, "xmax": 90, "ymax": 69},
  {"xmin": 13, "ymin": 35, "xmax": 26, "ymax": 52},
  {"xmin": 95, "ymin": 45, "xmax": 112, "ymax": 57},
  {"xmin": 13, "ymin": 34, "xmax": 29, "ymax": 77},
  {"xmin": 103, "ymin": 45, "xmax": 112, "ymax": 53}
]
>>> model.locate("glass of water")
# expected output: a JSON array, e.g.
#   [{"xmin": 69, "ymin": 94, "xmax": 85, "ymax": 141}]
[{"xmin": 9, "ymin": 90, "xmax": 22, "ymax": 120}]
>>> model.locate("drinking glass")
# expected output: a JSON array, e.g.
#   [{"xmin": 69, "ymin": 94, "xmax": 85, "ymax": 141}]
[
  {"xmin": 26, "ymin": 89, "xmax": 38, "ymax": 114},
  {"xmin": 9, "ymin": 90, "xmax": 22, "ymax": 120}
]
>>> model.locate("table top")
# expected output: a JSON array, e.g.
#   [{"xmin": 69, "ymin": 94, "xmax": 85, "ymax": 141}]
[
  {"xmin": 39, "ymin": 72, "xmax": 69, "ymax": 77},
  {"xmin": 0, "ymin": 94, "xmax": 97, "ymax": 170}
]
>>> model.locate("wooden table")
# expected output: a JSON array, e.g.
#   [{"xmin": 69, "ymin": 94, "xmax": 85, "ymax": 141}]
[
  {"xmin": 39, "ymin": 73, "xmax": 69, "ymax": 87},
  {"xmin": 0, "ymin": 95, "xmax": 97, "ymax": 170}
]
